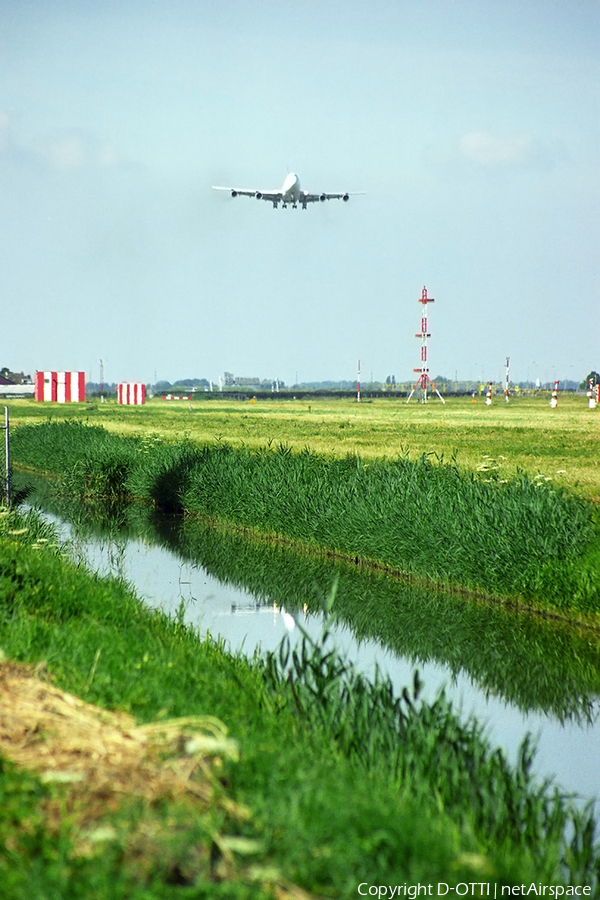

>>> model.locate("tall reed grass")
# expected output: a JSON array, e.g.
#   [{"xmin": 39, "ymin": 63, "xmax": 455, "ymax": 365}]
[
  {"xmin": 262, "ymin": 619, "xmax": 599, "ymax": 885},
  {"xmin": 11, "ymin": 420, "xmax": 600, "ymax": 608}
]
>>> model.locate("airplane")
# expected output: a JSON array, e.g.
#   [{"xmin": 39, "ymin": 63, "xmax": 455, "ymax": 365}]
[{"xmin": 212, "ymin": 172, "xmax": 363, "ymax": 209}]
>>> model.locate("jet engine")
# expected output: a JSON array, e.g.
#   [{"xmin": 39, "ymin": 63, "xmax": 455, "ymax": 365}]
[
  {"xmin": 255, "ymin": 191, "xmax": 263, "ymax": 199},
  {"xmin": 231, "ymin": 190, "xmax": 238, "ymax": 197},
  {"xmin": 320, "ymin": 193, "xmax": 327, "ymax": 202},
  {"xmin": 343, "ymin": 193, "xmax": 349, "ymax": 202}
]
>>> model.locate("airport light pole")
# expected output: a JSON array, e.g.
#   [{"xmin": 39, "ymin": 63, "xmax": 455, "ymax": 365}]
[{"xmin": 406, "ymin": 286, "xmax": 445, "ymax": 404}]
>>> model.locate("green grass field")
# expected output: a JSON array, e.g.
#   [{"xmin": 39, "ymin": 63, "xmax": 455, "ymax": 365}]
[
  {"xmin": 1, "ymin": 507, "xmax": 598, "ymax": 896},
  {"xmin": 2, "ymin": 397, "xmax": 600, "ymax": 894},
  {"xmin": 7, "ymin": 394, "xmax": 600, "ymax": 500},
  {"xmin": 10, "ymin": 416, "xmax": 600, "ymax": 611}
]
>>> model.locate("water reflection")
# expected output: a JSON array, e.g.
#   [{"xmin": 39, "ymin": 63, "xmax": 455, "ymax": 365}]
[{"xmin": 19, "ymin": 476, "xmax": 600, "ymax": 803}]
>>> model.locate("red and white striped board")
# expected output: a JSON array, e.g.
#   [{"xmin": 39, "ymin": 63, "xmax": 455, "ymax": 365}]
[
  {"xmin": 118, "ymin": 383, "xmax": 146, "ymax": 405},
  {"xmin": 35, "ymin": 372, "xmax": 85, "ymax": 403}
]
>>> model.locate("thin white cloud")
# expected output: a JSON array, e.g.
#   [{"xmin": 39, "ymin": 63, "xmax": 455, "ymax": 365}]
[
  {"xmin": 0, "ymin": 110, "xmax": 12, "ymax": 152},
  {"xmin": 0, "ymin": 118, "xmax": 123, "ymax": 172},
  {"xmin": 44, "ymin": 131, "xmax": 121, "ymax": 171},
  {"xmin": 98, "ymin": 144, "xmax": 119, "ymax": 168},
  {"xmin": 459, "ymin": 131, "xmax": 535, "ymax": 165},
  {"xmin": 46, "ymin": 134, "xmax": 87, "ymax": 170}
]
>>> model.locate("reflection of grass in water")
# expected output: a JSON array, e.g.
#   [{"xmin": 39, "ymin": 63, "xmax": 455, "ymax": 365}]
[
  {"xmin": 18, "ymin": 476, "xmax": 600, "ymax": 721},
  {"xmin": 11, "ymin": 421, "xmax": 600, "ymax": 611},
  {"xmin": 175, "ymin": 514, "xmax": 600, "ymax": 723},
  {"xmin": 1, "ymin": 513, "xmax": 599, "ymax": 891}
]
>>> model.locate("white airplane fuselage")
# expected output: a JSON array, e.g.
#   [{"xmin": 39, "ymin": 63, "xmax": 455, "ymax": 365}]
[{"xmin": 281, "ymin": 172, "xmax": 301, "ymax": 205}]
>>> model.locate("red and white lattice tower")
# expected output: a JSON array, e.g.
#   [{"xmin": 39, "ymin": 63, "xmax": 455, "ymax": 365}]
[{"xmin": 406, "ymin": 287, "xmax": 445, "ymax": 404}]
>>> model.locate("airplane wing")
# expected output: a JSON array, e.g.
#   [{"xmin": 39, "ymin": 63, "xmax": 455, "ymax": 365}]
[
  {"xmin": 212, "ymin": 181, "xmax": 364, "ymax": 208},
  {"xmin": 301, "ymin": 191, "xmax": 365, "ymax": 203},
  {"xmin": 212, "ymin": 185, "xmax": 282, "ymax": 203}
]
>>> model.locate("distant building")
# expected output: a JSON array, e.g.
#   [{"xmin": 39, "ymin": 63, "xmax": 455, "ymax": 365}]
[
  {"xmin": 0, "ymin": 382, "xmax": 35, "ymax": 397},
  {"xmin": 0, "ymin": 367, "xmax": 34, "ymax": 396},
  {"xmin": 35, "ymin": 371, "xmax": 85, "ymax": 403},
  {"xmin": 0, "ymin": 367, "xmax": 33, "ymax": 385},
  {"xmin": 118, "ymin": 383, "xmax": 146, "ymax": 405},
  {"xmin": 222, "ymin": 372, "xmax": 261, "ymax": 388}
]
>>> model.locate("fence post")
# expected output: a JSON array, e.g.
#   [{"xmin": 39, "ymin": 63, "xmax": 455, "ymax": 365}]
[{"xmin": 1, "ymin": 407, "xmax": 10, "ymax": 506}]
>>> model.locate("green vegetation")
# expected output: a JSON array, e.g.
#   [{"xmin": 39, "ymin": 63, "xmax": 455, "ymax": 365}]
[
  {"xmin": 11, "ymin": 420, "xmax": 600, "ymax": 610},
  {"xmin": 1, "ymin": 507, "xmax": 599, "ymax": 895},
  {"xmin": 16, "ymin": 476, "xmax": 600, "ymax": 720},
  {"xmin": 5, "ymin": 398, "xmax": 600, "ymax": 893},
  {"xmin": 150, "ymin": 511, "xmax": 600, "ymax": 721},
  {"xmin": 6, "ymin": 393, "xmax": 600, "ymax": 499}
]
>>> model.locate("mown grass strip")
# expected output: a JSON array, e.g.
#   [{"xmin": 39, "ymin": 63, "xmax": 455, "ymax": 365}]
[
  {"xmin": 0, "ymin": 507, "xmax": 599, "ymax": 895},
  {"xmin": 11, "ymin": 420, "xmax": 600, "ymax": 610}
]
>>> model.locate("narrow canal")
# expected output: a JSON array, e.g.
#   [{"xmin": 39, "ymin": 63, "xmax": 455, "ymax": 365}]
[{"xmin": 24, "ymin": 480, "xmax": 600, "ymax": 810}]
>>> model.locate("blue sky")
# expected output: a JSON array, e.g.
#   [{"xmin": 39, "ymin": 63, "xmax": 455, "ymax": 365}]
[{"xmin": 1, "ymin": 1, "xmax": 598, "ymax": 386}]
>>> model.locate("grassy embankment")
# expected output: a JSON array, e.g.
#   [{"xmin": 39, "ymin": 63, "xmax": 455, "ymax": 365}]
[
  {"xmin": 6, "ymin": 393, "xmax": 600, "ymax": 499},
  {"xmin": 1, "ymin": 507, "xmax": 599, "ymax": 897},
  {"xmin": 10, "ymin": 417, "xmax": 600, "ymax": 612}
]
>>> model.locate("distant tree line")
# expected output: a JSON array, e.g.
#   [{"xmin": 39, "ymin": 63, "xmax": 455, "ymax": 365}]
[
  {"xmin": 84, "ymin": 371, "xmax": 598, "ymax": 397},
  {"xmin": 581, "ymin": 371, "xmax": 600, "ymax": 389}
]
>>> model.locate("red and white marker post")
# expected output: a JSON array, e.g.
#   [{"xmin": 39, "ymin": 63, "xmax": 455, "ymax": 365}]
[{"xmin": 406, "ymin": 287, "xmax": 445, "ymax": 404}]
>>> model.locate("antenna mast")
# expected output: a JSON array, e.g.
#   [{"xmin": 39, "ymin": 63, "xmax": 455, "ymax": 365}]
[{"xmin": 406, "ymin": 286, "xmax": 445, "ymax": 404}]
